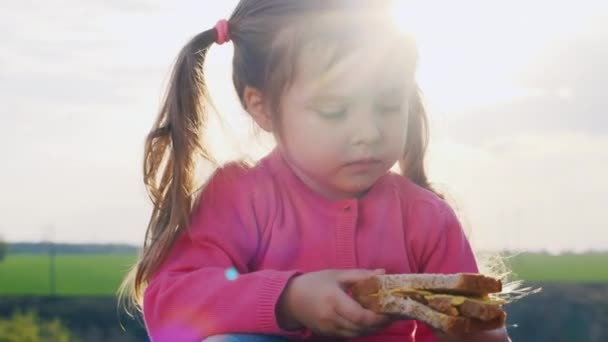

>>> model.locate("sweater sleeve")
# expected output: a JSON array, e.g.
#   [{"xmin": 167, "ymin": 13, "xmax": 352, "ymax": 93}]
[
  {"xmin": 420, "ymin": 202, "xmax": 479, "ymax": 274},
  {"xmin": 142, "ymin": 163, "xmax": 306, "ymax": 341}
]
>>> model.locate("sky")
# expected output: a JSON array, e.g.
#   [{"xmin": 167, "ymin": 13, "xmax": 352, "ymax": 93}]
[{"xmin": 1, "ymin": 1, "xmax": 607, "ymax": 252}]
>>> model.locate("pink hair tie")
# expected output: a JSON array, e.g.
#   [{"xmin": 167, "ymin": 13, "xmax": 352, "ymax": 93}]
[{"xmin": 214, "ymin": 19, "xmax": 230, "ymax": 45}]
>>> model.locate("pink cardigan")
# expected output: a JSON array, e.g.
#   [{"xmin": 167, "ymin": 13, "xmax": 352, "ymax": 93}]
[{"xmin": 143, "ymin": 149, "xmax": 478, "ymax": 341}]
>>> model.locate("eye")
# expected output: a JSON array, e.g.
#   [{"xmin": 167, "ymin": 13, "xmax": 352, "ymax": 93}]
[{"xmin": 315, "ymin": 107, "xmax": 348, "ymax": 119}]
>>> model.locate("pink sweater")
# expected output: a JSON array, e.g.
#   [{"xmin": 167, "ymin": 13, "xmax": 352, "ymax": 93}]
[{"xmin": 143, "ymin": 149, "xmax": 478, "ymax": 342}]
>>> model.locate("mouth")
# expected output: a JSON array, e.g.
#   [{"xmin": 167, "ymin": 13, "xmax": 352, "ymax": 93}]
[
  {"xmin": 343, "ymin": 158, "xmax": 383, "ymax": 171},
  {"xmin": 346, "ymin": 158, "xmax": 382, "ymax": 165}
]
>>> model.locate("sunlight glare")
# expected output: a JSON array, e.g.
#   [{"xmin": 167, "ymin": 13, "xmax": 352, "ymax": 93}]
[{"xmin": 389, "ymin": 0, "xmax": 587, "ymax": 112}]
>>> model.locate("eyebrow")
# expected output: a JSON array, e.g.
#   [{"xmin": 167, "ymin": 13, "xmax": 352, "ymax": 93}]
[
  {"xmin": 303, "ymin": 77, "xmax": 410, "ymax": 106},
  {"xmin": 308, "ymin": 93, "xmax": 352, "ymax": 104},
  {"xmin": 299, "ymin": 81, "xmax": 353, "ymax": 103}
]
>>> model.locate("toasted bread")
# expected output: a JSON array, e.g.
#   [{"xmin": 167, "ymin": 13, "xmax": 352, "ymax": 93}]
[{"xmin": 351, "ymin": 273, "xmax": 506, "ymax": 334}]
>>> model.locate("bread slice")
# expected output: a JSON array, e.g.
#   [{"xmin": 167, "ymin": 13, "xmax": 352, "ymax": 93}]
[
  {"xmin": 368, "ymin": 296, "xmax": 507, "ymax": 334},
  {"xmin": 360, "ymin": 273, "xmax": 502, "ymax": 296}
]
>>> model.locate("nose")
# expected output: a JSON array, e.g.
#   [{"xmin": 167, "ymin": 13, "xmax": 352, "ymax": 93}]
[{"xmin": 350, "ymin": 111, "xmax": 382, "ymax": 146}]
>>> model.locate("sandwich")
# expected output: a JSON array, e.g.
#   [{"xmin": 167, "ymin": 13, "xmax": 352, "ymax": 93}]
[{"xmin": 351, "ymin": 273, "xmax": 507, "ymax": 334}]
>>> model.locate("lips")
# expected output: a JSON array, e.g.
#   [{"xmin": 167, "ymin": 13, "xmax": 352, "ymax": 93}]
[
  {"xmin": 344, "ymin": 158, "xmax": 383, "ymax": 171},
  {"xmin": 347, "ymin": 158, "xmax": 382, "ymax": 165}
]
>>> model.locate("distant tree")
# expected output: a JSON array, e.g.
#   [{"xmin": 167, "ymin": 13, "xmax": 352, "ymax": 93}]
[
  {"xmin": 0, "ymin": 311, "xmax": 71, "ymax": 342},
  {"xmin": 0, "ymin": 238, "xmax": 6, "ymax": 262}
]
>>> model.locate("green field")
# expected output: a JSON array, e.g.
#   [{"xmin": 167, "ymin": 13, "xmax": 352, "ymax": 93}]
[
  {"xmin": 506, "ymin": 252, "xmax": 608, "ymax": 283},
  {"xmin": 0, "ymin": 252, "xmax": 606, "ymax": 295},
  {"xmin": 0, "ymin": 254, "xmax": 136, "ymax": 296}
]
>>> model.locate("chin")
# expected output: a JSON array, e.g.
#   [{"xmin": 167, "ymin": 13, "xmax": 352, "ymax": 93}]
[{"xmin": 339, "ymin": 177, "xmax": 381, "ymax": 196}]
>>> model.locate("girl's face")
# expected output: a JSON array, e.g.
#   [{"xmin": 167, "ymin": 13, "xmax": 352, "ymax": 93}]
[{"xmin": 276, "ymin": 45, "xmax": 412, "ymax": 199}]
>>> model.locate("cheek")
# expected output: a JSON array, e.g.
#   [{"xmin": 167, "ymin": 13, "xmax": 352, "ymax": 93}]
[
  {"xmin": 383, "ymin": 115, "xmax": 409, "ymax": 149},
  {"xmin": 282, "ymin": 110, "xmax": 332, "ymax": 144},
  {"xmin": 279, "ymin": 114, "xmax": 341, "ymax": 166}
]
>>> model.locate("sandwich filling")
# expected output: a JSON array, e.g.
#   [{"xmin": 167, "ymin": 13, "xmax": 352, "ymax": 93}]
[{"xmin": 372, "ymin": 288, "xmax": 506, "ymax": 321}]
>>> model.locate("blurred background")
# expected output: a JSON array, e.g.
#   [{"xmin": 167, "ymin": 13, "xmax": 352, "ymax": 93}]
[{"xmin": 1, "ymin": 0, "xmax": 606, "ymax": 341}]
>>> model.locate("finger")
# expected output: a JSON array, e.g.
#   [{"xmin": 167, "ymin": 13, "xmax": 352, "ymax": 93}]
[
  {"xmin": 334, "ymin": 290, "xmax": 388, "ymax": 328},
  {"xmin": 330, "ymin": 312, "xmax": 362, "ymax": 336},
  {"xmin": 332, "ymin": 313, "xmax": 382, "ymax": 338},
  {"xmin": 328, "ymin": 313, "xmax": 369, "ymax": 339},
  {"xmin": 336, "ymin": 269, "xmax": 385, "ymax": 287},
  {"xmin": 333, "ymin": 327, "xmax": 361, "ymax": 338},
  {"xmin": 313, "ymin": 312, "xmax": 360, "ymax": 338},
  {"xmin": 331, "ymin": 307, "xmax": 391, "ymax": 335}
]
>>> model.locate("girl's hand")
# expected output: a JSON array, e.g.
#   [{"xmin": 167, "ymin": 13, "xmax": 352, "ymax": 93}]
[{"xmin": 276, "ymin": 269, "xmax": 393, "ymax": 338}]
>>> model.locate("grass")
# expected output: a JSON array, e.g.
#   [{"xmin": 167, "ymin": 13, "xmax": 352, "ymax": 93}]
[
  {"xmin": 0, "ymin": 252, "xmax": 606, "ymax": 295},
  {"xmin": 506, "ymin": 252, "xmax": 608, "ymax": 283},
  {"xmin": 0, "ymin": 254, "xmax": 136, "ymax": 296}
]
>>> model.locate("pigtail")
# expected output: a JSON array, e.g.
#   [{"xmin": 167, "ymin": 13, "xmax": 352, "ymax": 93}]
[{"xmin": 119, "ymin": 27, "xmax": 221, "ymax": 312}]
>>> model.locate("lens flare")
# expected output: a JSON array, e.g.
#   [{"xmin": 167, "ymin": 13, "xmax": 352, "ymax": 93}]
[{"xmin": 225, "ymin": 267, "xmax": 239, "ymax": 281}]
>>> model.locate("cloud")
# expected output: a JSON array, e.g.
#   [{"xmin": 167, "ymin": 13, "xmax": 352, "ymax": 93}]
[
  {"xmin": 429, "ymin": 132, "xmax": 608, "ymax": 252},
  {"xmin": 431, "ymin": 18, "xmax": 608, "ymax": 145},
  {"xmin": 0, "ymin": 1, "xmax": 239, "ymax": 244},
  {"xmin": 521, "ymin": 21, "xmax": 608, "ymax": 93},
  {"xmin": 436, "ymin": 91, "xmax": 608, "ymax": 146},
  {"xmin": 425, "ymin": 17, "xmax": 608, "ymax": 250}
]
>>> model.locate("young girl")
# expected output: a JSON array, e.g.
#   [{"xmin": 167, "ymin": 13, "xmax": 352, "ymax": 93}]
[{"xmin": 122, "ymin": 1, "xmax": 511, "ymax": 341}]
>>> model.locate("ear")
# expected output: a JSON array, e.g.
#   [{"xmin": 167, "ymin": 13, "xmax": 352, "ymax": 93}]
[{"xmin": 243, "ymin": 86, "xmax": 273, "ymax": 132}]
